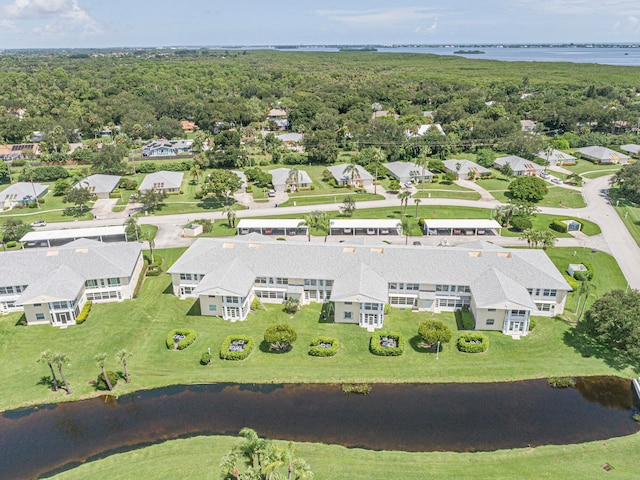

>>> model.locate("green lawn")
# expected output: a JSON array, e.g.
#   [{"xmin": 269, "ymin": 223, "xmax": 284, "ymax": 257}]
[
  {"xmin": 280, "ymin": 192, "xmax": 384, "ymax": 207},
  {"xmin": 610, "ymin": 188, "xmax": 640, "ymax": 247},
  {"xmin": 52, "ymin": 431, "xmax": 640, "ymax": 480},
  {"xmin": 0, "ymin": 246, "xmax": 635, "ymax": 414},
  {"xmin": 563, "ymin": 159, "xmax": 623, "ymax": 176},
  {"xmin": 545, "ymin": 247, "xmax": 627, "ymax": 314},
  {"xmin": 0, "ymin": 186, "xmax": 93, "ymax": 223},
  {"xmin": 501, "ymin": 213, "xmax": 600, "ymax": 238}
]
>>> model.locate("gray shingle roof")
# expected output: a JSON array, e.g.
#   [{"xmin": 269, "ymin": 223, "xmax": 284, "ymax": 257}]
[
  {"xmin": 331, "ymin": 263, "xmax": 389, "ymax": 303},
  {"xmin": 384, "ymin": 161, "xmax": 433, "ymax": 180},
  {"xmin": 443, "ymin": 159, "xmax": 490, "ymax": 175},
  {"xmin": 167, "ymin": 238, "xmax": 571, "ymax": 302},
  {"xmin": 470, "ymin": 267, "xmax": 538, "ymax": 310},
  {"xmin": 0, "ymin": 240, "xmax": 142, "ymax": 294},
  {"xmin": 495, "ymin": 156, "xmax": 545, "ymax": 173},
  {"xmin": 269, "ymin": 168, "xmax": 313, "ymax": 188},
  {"xmin": 575, "ymin": 146, "xmax": 630, "ymax": 162},
  {"xmin": 76, "ymin": 174, "xmax": 121, "ymax": 194},
  {"xmin": 327, "ymin": 164, "xmax": 374, "ymax": 182},
  {"xmin": 194, "ymin": 259, "xmax": 256, "ymax": 297},
  {"xmin": 138, "ymin": 171, "xmax": 184, "ymax": 191},
  {"xmin": 0, "ymin": 182, "xmax": 48, "ymax": 203},
  {"xmin": 16, "ymin": 264, "xmax": 86, "ymax": 304},
  {"xmin": 536, "ymin": 149, "xmax": 576, "ymax": 163}
]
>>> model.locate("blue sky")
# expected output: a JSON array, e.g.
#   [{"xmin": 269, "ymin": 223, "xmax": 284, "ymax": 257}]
[{"xmin": 1, "ymin": 1, "xmax": 640, "ymax": 48}]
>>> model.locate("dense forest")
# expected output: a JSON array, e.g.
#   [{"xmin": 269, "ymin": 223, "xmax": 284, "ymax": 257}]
[{"xmin": 1, "ymin": 49, "xmax": 639, "ymax": 167}]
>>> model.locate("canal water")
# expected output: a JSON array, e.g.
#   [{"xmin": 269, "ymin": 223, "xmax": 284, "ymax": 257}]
[{"xmin": 0, "ymin": 377, "xmax": 638, "ymax": 479}]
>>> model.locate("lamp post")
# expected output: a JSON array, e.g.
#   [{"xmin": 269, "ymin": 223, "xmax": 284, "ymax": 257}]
[{"xmin": 435, "ymin": 340, "xmax": 440, "ymax": 360}]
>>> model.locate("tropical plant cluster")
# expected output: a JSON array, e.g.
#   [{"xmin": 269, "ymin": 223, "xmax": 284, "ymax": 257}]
[
  {"xmin": 456, "ymin": 333, "xmax": 489, "ymax": 353},
  {"xmin": 166, "ymin": 329, "xmax": 197, "ymax": 350},
  {"xmin": 308, "ymin": 337, "xmax": 339, "ymax": 357},
  {"xmin": 370, "ymin": 332, "xmax": 405, "ymax": 356},
  {"xmin": 264, "ymin": 323, "xmax": 298, "ymax": 352},
  {"xmin": 219, "ymin": 335, "xmax": 255, "ymax": 360}
]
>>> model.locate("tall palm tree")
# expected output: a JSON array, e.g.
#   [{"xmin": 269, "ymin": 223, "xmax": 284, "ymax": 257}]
[
  {"xmin": 53, "ymin": 353, "xmax": 72, "ymax": 394},
  {"xmin": 287, "ymin": 167, "xmax": 299, "ymax": 192},
  {"xmin": 575, "ymin": 281, "xmax": 596, "ymax": 318},
  {"xmin": 540, "ymin": 230, "xmax": 557, "ymax": 250},
  {"xmin": 370, "ymin": 147, "xmax": 385, "ymax": 194},
  {"xmin": 417, "ymin": 146, "xmax": 432, "ymax": 192},
  {"xmin": 116, "ymin": 349, "xmax": 132, "ymax": 383},
  {"xmin": 343, "ymin": 162, "xmax": 359, "ymax": 187},
  {"xmin": 238, "ymin": 427, "xmax": 268, "ymax": 472},
  {"xmin": 189, "ymin": 163, "xmax": 202, "ymax": 184},
  {"xmin": 317, "ymin": 213, "xmax": 330, "ymax": 242},
  {"xmin": 94, "ymin": 353, "xmax": 113, "ymax": 391},
  {"xmin": 223, "ymin": 204, "xmax": 237, "ymax": 228},
  {"xmin": 399, "ymin": 216, "xmax": 411, "ymax": 245},
  {"xmin": 414, "ymin": 198, "xmax": 421, "ymax": 217},
  {"xmin": 37, "ymin": 350, "xmax": 59, "ymax": 392},
  {"xmin": 398, "ymin": 191, "xmax": 411, "ymax": 214}
]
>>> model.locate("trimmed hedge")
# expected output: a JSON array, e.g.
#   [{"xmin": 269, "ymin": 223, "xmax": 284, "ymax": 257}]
[
  {"xmin": 166, "ymin": 329, "xmax": 197, "ymax": 350},
  {"xmin": 457, "ymin": 333, "xmax": 489, "ymax": 353},
  {"xmin": 563, "ymin": 274, "xmax": 579, "ymax": 291},
  {"xmin": 370, "ymin": 332, "xmax": 405, "ymax": 356},
  {"xmin": 308, "ymin": 336, "xmax": 339, "ymax": 357},
  {"xmin": 550, "ymin": 219, "xmax": 568, "ymax": 233},
  {"xmin": 200, "ymin": 352, "xmax": 213, "ymax": 365},
  {"xmin": 220, "ymin": 335, "xmax": 254, "ymax": 360},
  {"xmin": 75, "ymin": 301, "xmax": 92, "ymax": 325},
  {"xmin": 96, "ymin": 371, "xmax": 119, "ymax": 390},
  {"xmin": 459, "ymin": 306, "xmax": 475, "ymax": 330}
]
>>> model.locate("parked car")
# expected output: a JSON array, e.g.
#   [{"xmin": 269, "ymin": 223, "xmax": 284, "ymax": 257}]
[
  {"xmin": 551, "ymin": 178, "xmax": 563, "ymax": 184},
  {"xmin": 540, "ymin": 172, "xmax": 550, "ymax": 179},
  {"xmin": 267, "ymin": 189, "xmax": 276, "ymax": 197},
  {"xmin": 30, "ymin": 220, "xmax": 46, "ymax": 227}
]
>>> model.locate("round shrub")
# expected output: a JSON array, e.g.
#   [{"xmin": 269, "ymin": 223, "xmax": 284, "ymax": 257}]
[
  {"xmin": 308, "ymin": 336, "xmax": 339, "ymax": 357},
  {"xmin": 510, "ymin": 215, "xmax": 532, "ymax": 231},
  {"xmin": 166, "ymin": 329, "xmax": 197, "ymax": 350},
  {"xmin": 220, "ymin": 335, "xmax": 254, "ymax": 360},
  {"xmin": 96, "ymin": 371, "xmax": 119, "ymax": 390},
  {"xmin": 370, "ymin": 331, "xmax": 405, "ymax": 356},
  {"xmin": 200, "ymin": 352, "xmax": 212, "ymax": 365},
  {"xmin": 5, "ymin": 241, "xmax": 17, "ymax": 249},
  {"xmin": 418, "ymin": 320, "xmax": 452, "ymax": 346},
  {"xmin": 264, "ymin": 323, "xmax": 298, "ymax": 352},
  {"xmin": 456, "ymin": 333, "xmax": 489, "ymax": 353}
]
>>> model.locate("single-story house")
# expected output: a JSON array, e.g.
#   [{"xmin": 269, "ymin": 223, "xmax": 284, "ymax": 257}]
[
  {"xmin": 20, "ymin": 226, "xmax": 127, "ymax": 248},
  {"xmin": 575, "ymin": 146, "xmax": 630, "ymax": 165},
  {"xmin": 520, "ymin": 120, "xmax": 538, "ymax": 132},
  {"xmin": 443, "ymin": 159, "xmax": 490, "ymax": 181},
  {"xmin": 276, "ymin": 132, "xmax": 304, "ymax": 144},
  {"xmin": 76, "ymin": 174, "xmax": 121, "ymax": 199},
  {"xmin": 329, "ymin": 219, "xmax": 402, "ymax": 236},
  {"xmin": 181, "ymin": 120, "xmax": 198, "ymax": 133},
  {"xmin": 0, "ymin": 182, "xmax": 48, "ymax": 209},
  {"xmin": 142, "ymin": 140, "xmax": 193, "ymax": 157},
  {"xmin": 384, "ymin": 161, "xmax": 433, "ymax": 184},
  {"xmin": 536, "ymin": 149, "xmax": 576, "ymax": 166},
  {"xmin": 0, "ymin": 143, "xmax": 40, "ymax": 161},
  {"xmin": 327, "ymin": 164, "xmax": 374, "ymax": 187},
  {"xmin": 372, "ymin": 110, "xmax": 400, "ymax": 120},
  {"xmin": 0, "ymin": 239, "xmax": 144, "ymax": 325},
  {"xmin": 236, "ymin": 219, "xmax": 307, "ymax": 237},
  {"xmin": 406, "ymin": 124, "xmax": 445, "ymax": 137},
  {"xmin": 138, "ymin": 171, "xmax": 184, "ymax": 193},
  {"xmin": 620, "ymin": 144, "xmax": 640, "ymax": 157},
  {"xmin": 167, "ymin": 236, "xmax": 570, "ymax": 334},
  {"xmin": 494, "ymin": 156, "xmax": 545, "ymax": 176},
  {"xmin": 269, "ymin": 168, "xmax": 312, "ymax": 192},
  {"xmin": 267, "ymin": 109, "xmax": 290, "ymax": 130}
]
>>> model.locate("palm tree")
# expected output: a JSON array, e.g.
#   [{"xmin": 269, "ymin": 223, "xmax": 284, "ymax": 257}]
[
  {"xmin": 519, "ymin": 228, "xmax": 536, "ymax": 248},
  {"xmin": 53, "ymin": 353, "xmax": 72, "ymax": 394},
  {"xmin": 286, "ymin": 441, "xmax": 314, "ymax": 480},
  {"xmin": 414, "ymin": 198, "xmax": 421, "ymax": 217},
  {"xmin": 317, "ymin": 213, "xmax": 330, "ymax": 242},
  {"xmin": 399, "ymin": 216, "xmax": 411, "ymax": 245},
  {"xmin": 237, "ymin": 427, "xmax": 269, "ymax": 472},
  {"xmin": 343, "ymin": 162, "xmax": 360, "ymax": 187},
  {"xmin": 116, "ymin": 349, "xmax": 132, "ymax": 383},
  {"xmin": 189, "ymin": 163, "xmax": 202, "ymax": 184},
  {"xmin": 417, "ymin": 146, "xmax": 432, "ymax": 193},
  {"xmin": 95, "ymin": 353, "xmax": 113, "ymax": 391},
  {"xmin": 398, "ymin": 191, "xmax": 411, "ymax": 214},
  {"xmin": 37, "ymin": 350, "xmax": 59, "ymax": 392},
  {"xmin": 494, "ymin": 204, "xmax": 518, "ymax": 227},
  {"xmin": 575, "ymin": 281, "xmax": 596, "ymax": 319},
  {"xmin": 287, "ymin": 167, "xmax": 299, "ymax": 192},
  {"xmin": 370, "ymin": 147, "xmax": 385, "ymax": 194},
  {"xmin": 223, "ymin": 204, "xmax": 237, "ymax": 228},
  {"xmin": 540, "ymin": 230, "xmax": 557, "ymax": 250},
  {"xmin": 220, "ymin": 451, "xmax": 242, "ymax": 479},
  {"xmin": 299, "ymin": 216, "xmax": 312, "ymax": 242}
]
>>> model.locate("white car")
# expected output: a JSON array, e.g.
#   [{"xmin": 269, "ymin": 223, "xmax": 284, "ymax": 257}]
[
  {"xmin": 551, "ymin": 178, "xmax": 563, "ymax": 185},
  {"xmin": 30, "ymin": 220, "xmax": 47, "ymax": 227}
]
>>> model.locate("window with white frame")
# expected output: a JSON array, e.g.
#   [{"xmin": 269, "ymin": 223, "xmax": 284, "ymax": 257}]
[
  {"xmin": 542, "ymin": 289, "xmax": 557, "ymax": 298},
  {"xmin": 209, "ymin": 304, "xmax": 217, "ymax": 312},
  {"xmin": 108, "ymin": 278, "xmax": 121, "ymax": 286},
  {"xmin": 536, "ymin": 303, "xmax": 553, "ymax": 312},
  {"xmin": 180, "ymin": 273, "xmax": 192, "ymax": 281},
  {"xmin": 35, "ymin": 313, "xmax": 45, "ymax": 321},
  {"xmin": 344, "ymin": 311, "xmax": 353, "ymax": 320},
  {"xmin": 406, "ymin": 283, "xmax": 419, "ymax": 291},
  {"xmin": 486, "ymin": 319, "xmax": 495, "ymax": 325}
]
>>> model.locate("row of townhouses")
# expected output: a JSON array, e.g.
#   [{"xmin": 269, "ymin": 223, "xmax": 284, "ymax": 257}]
[
  {"xmin": 167, "ymin": 235, "xmax": 571, "ymax": 335},
  {"xmin": 0, "ymin": 240, "xmax": 144, "ymax": 326}
]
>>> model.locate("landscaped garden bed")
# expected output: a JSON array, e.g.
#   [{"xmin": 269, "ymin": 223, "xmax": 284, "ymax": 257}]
[
  {"xmin": 308, "ymin": 336, "xmax": 339, "ymax": 357},
  {"xmin": 456, "ymin": 333, "xmax": 488, "ymax": 353},
  {"xmin": 220, "ymin": 335, "xmax": 254, "ymax": 360},
  {"xmin": 370, "ymin": 332, "xmax": 405, "ymax": 356},
  {"xmin": 166, "ymin": 329, "xmax": 197, "ymax": 350}
]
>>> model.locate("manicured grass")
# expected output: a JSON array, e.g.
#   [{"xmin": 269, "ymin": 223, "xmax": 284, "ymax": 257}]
[
  {"xmin": 582, "ymin": 170, "xmax": 619, "ymax": 179},
  {"xmin": 0, "ymin": 187, "xmax": 93, "ymax": 223},
  {"xmin": 0, "ymin": 247, "xmax": 635, "ymax": 413},
  {"xmin": 280, "ymin": 192, "xmax": 384, "ymax": 207},
  {"xmin": 413, "ymin": 190, "xmax": 481, "ymax": 200},
  {"xmin": 545, "ymin": 247, "xmax": 627, "ymax": 314},
  {"xmin": 501, "ymin": 213, "xmax": 600, "ymax": 238},
  {"xmin": 476, "ymin": 176, "xmax": 511, "ymax": 192},
  {"xmin": 539, "ymin": 187, "xmax": 586, "ymax": 209},
  {"xmin": 53, "ymin": 432, "xmax": 640, "ymax": 480},
  {"xmin": 563, "ymin": 159, "xmax": 623, "ymax": 176},
  {"xmin": 610, "ymin": 188, "xmax": 640, "ymax": 247}
]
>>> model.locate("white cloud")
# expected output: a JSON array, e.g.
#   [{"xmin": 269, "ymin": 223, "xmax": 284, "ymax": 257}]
[
  {"xmin": 1, "ymin": 0, "xmax": 102, "ymax": 35},
  {"xmin": 515, "ymin": 0, "xmax": 640, "ymax": 15},
  {"xmin": 316, "ymin": 7, "xmax": 438, "ymax": 29}
]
